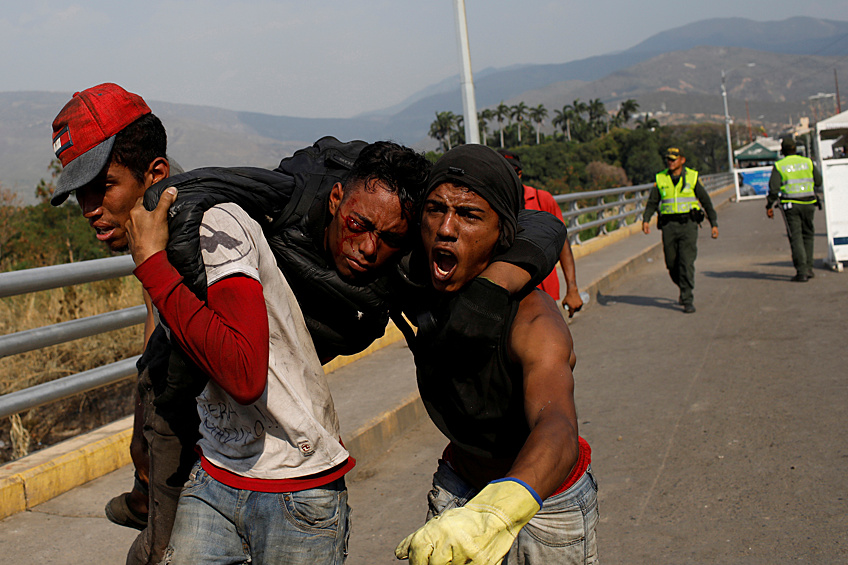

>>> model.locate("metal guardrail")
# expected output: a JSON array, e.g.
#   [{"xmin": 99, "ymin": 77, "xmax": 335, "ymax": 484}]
[
  {"xmin": 555, "ymin": 173, "xmax": 733, "ymax": 244},
  {"xmin": 0, "ymin": 172, "xmax": 734, "ymax": 420},
  {"xmin": 0, "ymin": 255, "xmax": 142, "ymax": 419},
  {"xmin": 0, "ymin": 255, "xmax": 135, "ymax": 299},
  {"xmin": 0, "ymin": 358, "xmax": 140, "ymax": 420}
]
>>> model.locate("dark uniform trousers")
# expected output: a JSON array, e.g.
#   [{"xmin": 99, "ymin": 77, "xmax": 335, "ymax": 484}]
[
  {"xmin": 660, "ymin": 217, "xmax": 699, "ymax": 306},
  {"xmin": 779, "ymin": 203, "xmax": 816, "ymax": 277}
]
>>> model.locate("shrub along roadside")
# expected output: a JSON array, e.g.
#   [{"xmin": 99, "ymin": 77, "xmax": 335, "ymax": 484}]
[{"xmin": 1, "ymin": 183, "xmax": 143, "ymax": 462}]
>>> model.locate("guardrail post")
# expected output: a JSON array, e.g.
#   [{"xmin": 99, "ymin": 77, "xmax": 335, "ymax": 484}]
[
  {"xmin": 597, "ymin": 196, "xmax": 607, "ymax": 235},
  {"xmin": 568, "ymin": 200, "xmax": 580, "ymax": 245},
  {"xmin": 616, "ymin": 191, "xmax": 627, "ymax": 230}
]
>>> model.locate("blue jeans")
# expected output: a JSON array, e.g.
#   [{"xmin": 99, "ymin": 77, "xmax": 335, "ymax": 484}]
[
  {"xmin": 426, "ymin": 461, "xmax": 599, "ymax": 565},
  {"xmin": 162, "ymin": 463, "xmax": 350, "ymax": 565}
]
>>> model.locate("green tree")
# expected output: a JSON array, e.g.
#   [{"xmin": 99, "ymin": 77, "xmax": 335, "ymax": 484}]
[
  {"xmin": 569, "ymin": 99, "xmax": 590, "ymax": 142},
  {"xmin": 511, "ymin": 102, "xmax": 529, "ymax": 145},
  {"xmin": 552, "ymin": 105, "xmax": 575, "ymax": 142},
  {"xmin": 452, "ymin": 115, "xmax": 466, "ymax": 146},
  {"xmin": 0, "ymin": 185, "xmax": 21, "ymax": 269},
  {"xmin": 495, "ymin": 102, "xmax": 510, "ymax": 148},
  {"xmin": 612, "ymin": 99, "xmax": 639, "ymax": 127},
  {"xmin": 587, "ymin": 98, "xmax": 608, "ymax": 137},
  {"xmin": 620, "ymin": 128, "xmax": 662, "ymax": 184},
  {"xmin": 35, "ymin": 159, "xmax": 62, "ymax": 204},
  {"xmin": 2, "ymin": 161, "xmax": 114, "ymax": 270},
  {"xmin": 429, "ymin": 111, "xmax": 458, "ymax": 152},
  {"xmin": 552, "ymin": 107, "xmax": 566, "ymax": 141},
  {"xmin": 478, "ymin": 109, "xmax": 494, "ymax": 146},
  {"xmin": 528, "ymin": 104, "xmax": 548, "ymax": 145},
  {"xmin": 635, "ymin": 112, "xmax": 660, "ymax": 131}
]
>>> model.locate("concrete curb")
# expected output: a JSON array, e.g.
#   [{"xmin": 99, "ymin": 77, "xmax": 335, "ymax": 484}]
[
  {"xmin": 0, "ymin": 417, "xmax": 132, "ymax": 519},
  {"xmin": 0, "ymin": 183, "xmax": 735, "ymax": 520},
  {"xmin": 345, "ymin": 393, "xmax": 427, "ymax": 467}
]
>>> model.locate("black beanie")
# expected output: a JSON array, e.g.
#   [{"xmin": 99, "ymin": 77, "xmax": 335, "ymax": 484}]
[{"xmin": 425, "ymin": 144, "xmax": 521, "ymax": 246}]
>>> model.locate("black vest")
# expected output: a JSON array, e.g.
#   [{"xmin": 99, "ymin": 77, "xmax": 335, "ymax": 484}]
[{"xmin": 412, "ymin": 284, "xmax": 530, "ymax": 459}]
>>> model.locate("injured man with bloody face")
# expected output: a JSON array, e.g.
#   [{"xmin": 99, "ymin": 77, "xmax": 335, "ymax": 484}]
[{"xmin": 395, "ymin": 144, "xmax": 600, "ymax": 565}]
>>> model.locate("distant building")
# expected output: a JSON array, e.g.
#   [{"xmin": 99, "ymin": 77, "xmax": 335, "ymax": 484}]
[{"xmin": 778, "ymin": 116, "xmax": 812, "ymax": 140}]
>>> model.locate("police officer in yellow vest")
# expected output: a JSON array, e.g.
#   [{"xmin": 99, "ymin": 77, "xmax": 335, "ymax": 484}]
[
  {"xmin": 642, "ymin": 147, "xmax": 718, "ymax": 313},
  {"xmin": 766, "ymin": 136, "xmax": 822, "ymax": 282}
]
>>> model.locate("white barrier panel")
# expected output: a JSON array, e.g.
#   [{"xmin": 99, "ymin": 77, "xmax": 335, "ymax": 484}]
[{"xmin": 815, "ymin": 111, "xmax": 848, "ymax": 272}]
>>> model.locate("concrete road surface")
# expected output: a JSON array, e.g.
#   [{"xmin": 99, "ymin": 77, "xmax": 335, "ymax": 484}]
[{"xmin": 574, "ymin": 200, "xmax": 848, "ymax": 563}]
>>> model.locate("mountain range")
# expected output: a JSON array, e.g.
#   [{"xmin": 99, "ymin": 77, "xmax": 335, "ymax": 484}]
[{"xmin": 2, "ymin": 16, "xmax": 847, "ymax": 204}]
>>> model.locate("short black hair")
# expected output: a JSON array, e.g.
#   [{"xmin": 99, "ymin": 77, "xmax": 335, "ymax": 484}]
[
  {"xmin": 344, "ymin": 141, "xmax": 431, "ymax": 216},
  {"xmin": 109, "ymin": 113, "xmax": 167, "ymax": 183}
]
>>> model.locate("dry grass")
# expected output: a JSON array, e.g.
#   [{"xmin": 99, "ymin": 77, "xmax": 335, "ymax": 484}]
[{"xmin": 0, "ymin": 276, "xmax": 145, "ymax": 463}]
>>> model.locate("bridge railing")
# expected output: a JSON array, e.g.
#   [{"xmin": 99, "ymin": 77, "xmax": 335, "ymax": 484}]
[
  {"xmin": 555, "ymin": 172, "xmax": 732, "ymax": 244},
  {"xmin": 0, "ymin": 172, "xmax": 734, "ymax": 420},
  {"xmin": 0, "ymin": 256, "xmax": 140, "ymax": 419}
]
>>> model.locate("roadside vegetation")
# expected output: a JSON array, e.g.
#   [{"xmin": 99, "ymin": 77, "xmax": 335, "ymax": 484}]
[
  {"xmin": 0, "ymin": 165, "xmax": 141, "ymax": 463},
  {"xmin": 428, "ymin": 99, "xmax": 744, "ymax": 193}
]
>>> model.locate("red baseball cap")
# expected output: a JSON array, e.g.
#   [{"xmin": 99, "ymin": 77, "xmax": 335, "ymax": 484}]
[{"xmin": 50, "ymin": 83, "xmax": 151, "ymax": 205}]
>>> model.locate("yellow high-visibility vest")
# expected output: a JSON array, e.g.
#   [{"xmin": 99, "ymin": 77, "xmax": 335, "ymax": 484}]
[
  {"xmin": 775, "ymin": 155, "xmax": 816, "ymax": 204},
  {"xmin": 656, "ymin": 168, "xmax": 700, "ymax": 215}
]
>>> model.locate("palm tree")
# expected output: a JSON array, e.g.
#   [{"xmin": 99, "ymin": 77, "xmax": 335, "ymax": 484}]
[
  {"xmin": 569, "ymin": 99, "xmax": 589, "ymax": 141},
  {"xmin": 429, "ymin": 111, "xmax": 457, "ymax": 151},
  {"xmin": 511, "ymin": 102, "xmax": 529, "ymax": 145},
  {"xmin": 552, "ymin": 108, "xmax": 565, "ymax": 140},
  {"xmin": 635, "ymin": 112, "xmax": 660, "ymax": 130},
  {"xmin": 571, "ymin": 99, "xmax": 588, "ymax": 123},
  {"xmin": 614, "ymin": 99, "xmax": 639, "ymax": 127},
  {"xmin": 478, "ymin": 108, "xmax": 494, "ymax": 146},
  {"xmin": 587, "ymin": 98, "xmax": 607, "ymax": 137},
  {"xmin": 495, "ymin": 102, "xmax": 510, "ymax": 148},
  {"xmin": 552, "ymin": 105, "xmax": 574, "ymax": 141},
  {"xmin": 453, "ymin": 115, "xmax": 465, "ymax": 146},
  {"xmin": 528, "ymin": 104, "xmax": 548, "ymax": 145}
]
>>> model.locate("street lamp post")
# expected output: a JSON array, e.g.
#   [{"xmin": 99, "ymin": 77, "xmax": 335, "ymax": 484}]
[
  {"xmin": 453, "ymin": 0, "xmax": 480, "ymax": 144},
  {"xmin": 721, "ymin": 64, "xmax": 755, "ymax": 175},
  {"xmin": 721, "ymin": 70, "xmax": 735, "ymax": 174}
]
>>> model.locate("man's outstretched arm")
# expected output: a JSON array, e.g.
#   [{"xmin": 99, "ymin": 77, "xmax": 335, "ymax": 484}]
[{"xmin": 395, "ymin": 292, "xmax": 579, "ymax": 565}]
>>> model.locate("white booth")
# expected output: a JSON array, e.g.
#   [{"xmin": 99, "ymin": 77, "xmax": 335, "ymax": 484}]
[{"xmin": 814, "ymin": 111, "xmax": 848, "ymax": 272}]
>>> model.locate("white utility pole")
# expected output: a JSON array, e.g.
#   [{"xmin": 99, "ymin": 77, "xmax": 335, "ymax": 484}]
[
  {"xmin": 721, "ymin": 70, "xmax": 735, "ymax": 174},
  {"xmin": 454, "ymin": 0, "xmax": 480, "ymax": 144}
]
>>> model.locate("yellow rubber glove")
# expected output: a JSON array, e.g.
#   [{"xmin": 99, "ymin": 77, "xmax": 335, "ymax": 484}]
[{"xmin": 395, "ymin": 478, "xmax": 542, "ymax": 565}]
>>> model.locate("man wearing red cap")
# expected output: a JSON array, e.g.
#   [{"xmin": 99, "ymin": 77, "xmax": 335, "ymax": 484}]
[
  {"xmin": 51, "ymin": 83, "xmax": 201, "ymax": 565},
  {"xmin": 497, "ymin": 149, "xmax": 583, "ymax": 317}
]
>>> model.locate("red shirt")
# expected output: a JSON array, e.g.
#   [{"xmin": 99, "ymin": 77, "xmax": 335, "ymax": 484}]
[{"xmin": 523, "ymin": 184, "xmax": 565, "ymax": 300}]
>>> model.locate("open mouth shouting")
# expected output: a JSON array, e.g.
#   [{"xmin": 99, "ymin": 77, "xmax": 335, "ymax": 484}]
[{"xmin": 431, "ymin": 248, "xmax": 458, "ymax": 285}]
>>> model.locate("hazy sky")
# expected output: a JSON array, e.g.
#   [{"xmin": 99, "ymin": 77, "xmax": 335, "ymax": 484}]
[{"xmin": 2, "ymin": 1, "xmax": 845, "ymax": 118}]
